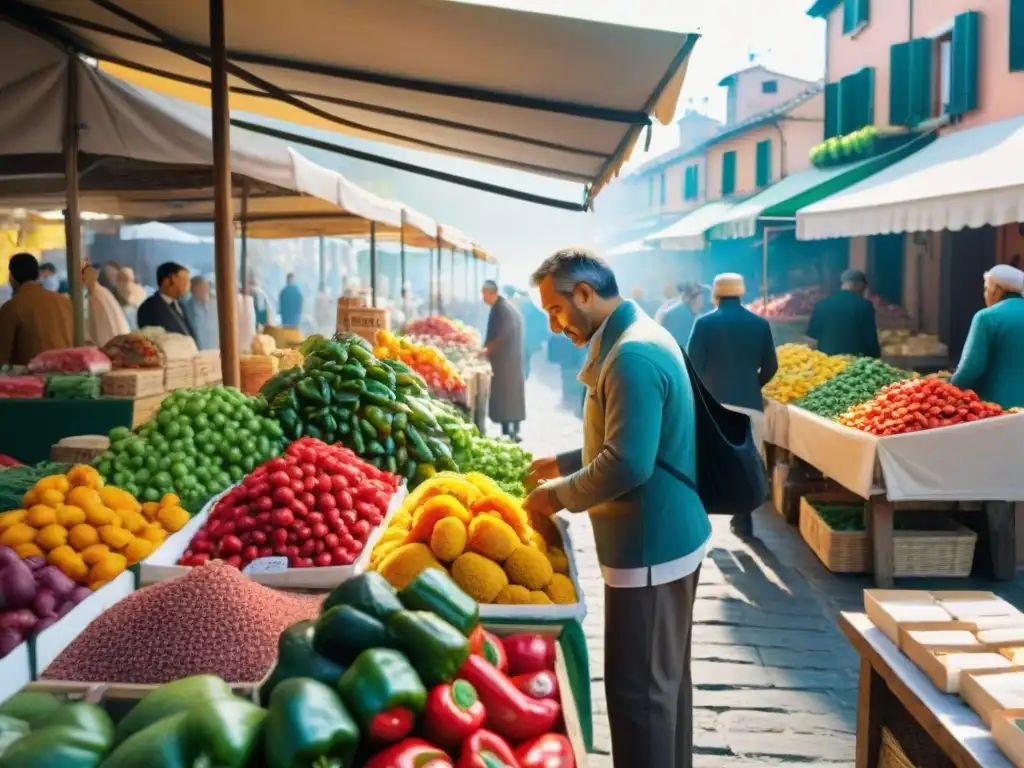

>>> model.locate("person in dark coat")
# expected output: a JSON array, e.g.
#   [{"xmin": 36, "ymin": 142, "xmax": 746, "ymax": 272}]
[
  {"xmin": 687, "ymin": 273, "xmax": 777, "ymax": 539},
  {"xmin": 483, "ymin": 280, "xmax": 526, "ymax": 441},
  {"xmin": 807, "ymin": 269, "xmax": 881, "ymax": 357},
  {"xmin": 660, "ymin": 282, "xmax": 706, "ymax": 348},
  {"xmin": 136, "ymin": 262, "xmax": 197, "ymax": 341}
]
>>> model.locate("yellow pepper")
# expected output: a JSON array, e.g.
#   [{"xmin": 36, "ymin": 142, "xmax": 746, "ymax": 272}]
[
  {"xmin": 0, "ymin": 523, "xmax": 37, "ymax": 548},
  {"xmin": 26, "ymin": 505, "xmax": 58, "ymax": 528},
  {"xmin": 55, "ymin": 504, "xmax": 87, "ymax": 528},
  {"xmin": 80, "ymin": 543, "xmax": 111, "ymax": 566},
  {"xmin": 48, "ymin": 545, "xmax": 89, "ymax": 583},
  {"xmin": 122, "ymin": 537, "xmax": 154, "ymax": 565},
  {"xmin": 118, "ymin": 511, "xmax": 148, "ymax": 534},
  {"xmin": 98, "ymin": 525, "xmax": 133, "ymax": 550},
  {"xmin": 39, "ymin": 489, "xmax": 65, "ymax": 507},
  {"xmin": 13, "ymin": 542, "xmax": 43, "ymax": 559},
  {"xmin": 68, "ymin": 524, "xmax": 100, "ymax": 551},
  {"xmin": 88, "ymin": 552, "xmax": 127, "ymax": 590},
  {"xmin": 83, "ymin": 503, "xmax": 117, "ymax": 528},
  {"xmin": 156, "ymin": 506, "xmax": 190, "ymax": 533},
  {"xmin": 140, "ymin": 524, "xmax": 168, "ymax": 544},
  {"xmin": 36, "ymin": 524, "xmax": 69, "ymax": 551},
  {"xmin": 0, "ymin": 510, "xmax": 27, "ymax": 532},
  {"xmin": 99, "ymin": 485, "xmax": 141, "ymax": 513}
]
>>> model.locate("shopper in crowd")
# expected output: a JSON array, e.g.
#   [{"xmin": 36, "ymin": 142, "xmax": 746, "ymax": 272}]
[
  {"xmin": 950, "ymin": 264, "xmax": 1024, "ymax": 409},
  {"xmin": 482, "ymin": 279, "xmax": 526, "ymax": 441},
  {"xmin": 0, "ymin": 252, "xmax": 73, "ymax": 366},
  {"xmin": 137, "ymin": 262, "xmax": 196, "ymax": 341},
  {"xmin": 807, "ymin": 268, "xmax": 881, "ymax": 357},
  {"xmin": 38, "ymin": 262, "xmax": 61, "ymax": 292},
  {"xmin": 247, "ymin": 271, "xmax": 273, "ymax": 331},
  {"xmin": 278, "ymin": 272, "xmax": 303, "ymax": 328},
  {"xmin": 83, "ymin": 263, "xmax": 129, "ymax": 347},
  {"xmin": 630, "ymin": 285, "xmax": 659, "ymax": 318},
  {"xmin": 686, "ymin": 273, "xmax": 776, "ymax": 539},
  {"xmin": 654, "ymin": 282, "xmax": 681, "ymax": 323},
  {"xmin": 524, "ymin": 247, "xmax": 709, "ymax": 768},
  {"xmin": 115, "ymin": 267, "xmax": 147, "ymax": 308},
  {"xmin": 184, "ymin": 275, "xmax": 219, "ymax": 351},
  {"xmin": 98, "ymin": 261, "xmax": 123, "ymax": 302},
  {"xmin": 661, "ymin": 282, "xmax": 705, "ymax": 348}
]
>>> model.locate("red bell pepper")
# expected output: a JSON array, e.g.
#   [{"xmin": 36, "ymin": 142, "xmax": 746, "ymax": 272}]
[
  {"xmin": 514, "ymin": 734, "xmax": 575, "ymax": 768},
  {"xmin": 423, "ymin": 680, "xmax": 487, "ymax": 750},
  {"xmin": 511, "ymin": 671, "xmax": 559, "ymax": 702},
  {"xmin": 364, "ymin": 737, "xmax": 454, "ymax": 768},
  {"xmin": 456, "ymin": 655, "xmax": 560, "ymax": 744},
  {"xmin": 501, "ymin": 635, "xmax": 556, "ymax": 677},
  {"xmin": 457, "ymin": 729, "xmax": 521, "ymax": 768},
  {"xmin": 469, "ymin": 626, "xmax": 509, "ymax": 673},
  {"xmin": 368, "ymin": 706, "xmax": 417, "ymax": 744}
]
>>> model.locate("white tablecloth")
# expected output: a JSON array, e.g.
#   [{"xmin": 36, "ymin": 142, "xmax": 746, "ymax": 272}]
[
  {"xmin": 763, "ymin": 397, "xmax": 790, "ymax": 449},
  {"xmin": 787, "ymin": 406, "xmax": 1024, "ymax": 502}
]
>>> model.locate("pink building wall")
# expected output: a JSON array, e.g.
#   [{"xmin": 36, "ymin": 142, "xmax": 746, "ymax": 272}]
[
  {"xmin": 826, "ymin": 0, "xmax": 1024, "ymax": 133},
  {"xmin": 728, "ymin": 67, "xmax": 820, "ymax": 124}
]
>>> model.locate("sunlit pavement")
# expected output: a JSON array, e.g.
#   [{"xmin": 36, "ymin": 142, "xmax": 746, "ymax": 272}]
[{"xmin": 505, "ymin": 356, "xmax": 857, "ymax": 768}]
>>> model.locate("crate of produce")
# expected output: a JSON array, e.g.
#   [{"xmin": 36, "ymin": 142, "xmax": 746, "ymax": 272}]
[
  {"xmin": 50, "ymin": 435, "xmax": 110, "ymax": 464},
  {"xmin": 336, "ymin": 297, "xmax": 390, "ymax": 344},
  {"xmin": 130, "ymin": 393, "xmax": 167, "ymax": 429},
  {"xmin": 44, "ymin": 374, "xmax": 101, "ymax": 400},
  {"xmin": 192, "ymin": 351, "xmax": 222, "ymax": 386},
  {"xmin": 799, "ymin": 494, "xmax": 869, "ymax": 573},
  {"xmin": 101, "ymin": 368, "xmax": 164, "ymax": 398},
  {"xmin": 240, "ymin": 354, "xmax": 276, "ymax": 396},
  {"xmin": 162, "ymin": 359, "xmax": 195, "ymax": 391}
]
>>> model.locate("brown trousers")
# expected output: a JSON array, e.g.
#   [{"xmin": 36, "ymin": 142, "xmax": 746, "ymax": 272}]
[{"xmin": 605, "ymin": 567, "xmax": 701, "ymax": 768}]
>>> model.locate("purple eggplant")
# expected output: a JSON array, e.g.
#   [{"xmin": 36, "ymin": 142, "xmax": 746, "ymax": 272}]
[
  {"xmin": 31, "ymin": 588, "xmax": 57, "ymax": 619},
  {"xmin": 0, "ymin": 546, "xmax": 20, "ymax": 570},
  {"xmin": 0, "ymin": 609, "xmax": 38, "ymax": 633},
  {"xmin": 34, "ymin": 566, "xmax": 75, "ymax": 599},
  {"xmin": 0, "ymin": 560, "xmax": 36, "ymax": 610}
]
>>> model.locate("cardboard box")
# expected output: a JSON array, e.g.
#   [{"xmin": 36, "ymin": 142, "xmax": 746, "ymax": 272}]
[
  {"xmin": 898, "ymin": 626, "xmax": 985, "ymax": 653},
  {"xmin": 979, "ymin": 628, "xmax": 1024, "ymax": 647},
  {"xmin": 993, "ymin": 709, "xmax": 1024, "ymax": 768},
  {"xmin": 962, "ymin": 670, "xmax": 1024, "ymax": 727},
  {"xmin": 933, "ymin": 591, "xmax": 1019, "ymax": 620},
  {"xmin": 864, "ymin": 589, "xmax": 953, "ymax": 644},
  {"xmin": 901, "ymin": 636, "xmax": 1011, "ymax": 694},
  {"xmin": 336, "ymin": 300, "xmax": 389, "ymax": 344}
]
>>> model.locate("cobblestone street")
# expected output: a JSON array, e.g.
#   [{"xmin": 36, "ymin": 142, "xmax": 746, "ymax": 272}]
[{"xmin": 512, "ymin": 359, "xmax": 859, "ymax": 768}]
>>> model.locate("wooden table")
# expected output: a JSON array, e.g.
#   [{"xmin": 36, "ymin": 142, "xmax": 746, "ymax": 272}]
[{"xmin": 839, "ymin": 612, "xmax": 1013, "ymax": 768}]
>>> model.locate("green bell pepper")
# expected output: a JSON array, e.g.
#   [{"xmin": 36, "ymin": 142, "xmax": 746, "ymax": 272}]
[
  {"xmin": 265, "ymin": 678, "xmax": 359, "ymax": 768},
  {"xmin": 359, "ymin": 418, "xmax": 378, "ymax": 439},
  {"xmin": 362, "ymin": 405, "xmax": 392, "ymax": 437},
  {"xmin": 406, "ymin": 426, "xmax": 435, "ymax": 463},
  {"xmin": 0, "ymin": 692, "xmax": 62, "ymax": 729},
  {"xmin": 101, "ymin": 712, "xmax": 198, "ymax": 768},
  {"xmin": 345, "ymin": 342, "xmax": 375, "ymax": 364},
  {"xmin": 0, "ymin": 725, "xmax": 110, "ymax": 768},
  {"xmin": 303, "ymin": 354, "xmax": 325, "ymax": 372},
  {"xmin": 322, "ymin": 571, "xmax": 403, "ymax": 619},
  {"xmin": 0, "ymin": 714, "xmax": 29, "ymax": 755},
  {"xmin": 320, "ymin": 341, "xmax": 350, "ymax": 365},
  {"xmin": 49, "ymin": 703, "xmax": 115, "ymax": 747},
  {"xmin": 338, "ymin": 649, "xmax": 427, "ymax": 732},
  {"xmin": 387, "ymin": 611, "xmax": 471, "ymax": 687},
  {"xmin": 116, "ymin": 674, "xmax": 232, "ymax": 743},
  {"xmin": 314, "ymin": 605, "xmax": 388, "ymax": 665},
  {"xmin": 399, "ymin": 569, "xmax": 479, "ymax": 637},
  {"xmin": 366, "ymin": 365, "xmax": 397, "ymax": 389},
  {"xmin": 362, "ymin": 380, "xmax": 396, "ymax": 406},
  {"xmin": 339, "ymin": 363, "xmax": 367, "ymax": 380},
  {"xmin": 261, "ymin": 620, "xmax": 348, "ymax": 705},
  {"xmin": 187, "ymin": 696, "xmax": 267, "ymax": 768}
]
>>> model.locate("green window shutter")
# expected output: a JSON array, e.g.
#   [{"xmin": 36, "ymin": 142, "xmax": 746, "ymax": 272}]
[
  {"xmin": 838, "ymin": 73, "xmax": 858, "ymax": 133},
  {"xmin": 861, "ymin": 67, "xmax": 875, "ymax": 127},
  {"xmin": 1012, "ymin": 0, "xmax": 1024, "ymax": 72},
  {"xmin": 907, "ymin": 38, "xmax": 933, "ymax": 125},
  {"xmin": 722, "ymin": 151, "xmax": 736, "ymax": 196},
  {"xmin": 950, "ymin": 11, "xmax": 980, "ymax": 115},
  {"xmin": 889, "ymin": 42, "xmax": 911, "ymax": 125},
  {"xmin": 659, "ymin": 173, "xmax": 666, "ymax": 205},
  {"xmin": 683, "ymin": 165, "xmax": 698, "ymax": 200},
  {"xmin": 824, "ymin": 82, "xmax": 840, "ymax": 138},
  {"xmin": 755, "ymin": 140, "xmax": 772, "ymax": 187},
  {"xmin": 843, "ymin": 0, "xmax": 869, "ymax": 34}
]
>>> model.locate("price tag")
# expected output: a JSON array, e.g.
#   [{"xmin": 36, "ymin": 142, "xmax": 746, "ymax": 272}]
[{"xmin": 242, "ymin": 556, "xmax": 289, "ymax": 575}]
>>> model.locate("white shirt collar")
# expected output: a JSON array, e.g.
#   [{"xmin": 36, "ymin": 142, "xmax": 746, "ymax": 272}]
[{"xmin": 159, "ymin": 292, "xmax": 177, "ymax": 305}]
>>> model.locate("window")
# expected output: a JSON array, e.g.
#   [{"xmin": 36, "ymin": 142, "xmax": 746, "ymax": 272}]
[
  {"xmin": 683, "ymin": 164, "xmax": 699, "ymax": 200},
  {"xmin": 842, "ymin": 0, "xmax": 869, "ymax": 35},
  {"xmin": 761, "ymin": 80, "xmax": 778, "ymax": 94},
  {"xmin": 948, "ymin": 11, "xmax": 979, "ymax": 116},
  {"xmin": 755, "ymin": 140, "xmax": 772, "ymax": 188},
  {"xmin": 721, "ymin": 151, "xmax": 737, "ymax": 196},
  {"xmin": 824, "ymin": 81, "xmax": 840, "ymax": 138},
  {"xmin": 936, "ymin": 32, "xmax": 953, "ymax": 117},
  {"xmin": 659, "ymin": 173, "xmax": 667, "ymax": 206},
  {"xmin": 889, "ymin": 38, "xmax": 932, "ymax": 126},
  {"xmin": 1013, "ymin": 0, "xmax": 1024, "ymax": 72}
]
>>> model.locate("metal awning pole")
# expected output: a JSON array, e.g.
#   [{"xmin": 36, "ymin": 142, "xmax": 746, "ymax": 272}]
[
  {"xmin": 435, "ymin": 232, "xmax": 444, "ymax": 315},
  {"xmin": 369, "ymin": 221, "xmax": 378, "ymax": 307},
  {"xmin": 400, "ymin": 212, "xmax": 408, "ymax": 319},
  {"xmin": 210, "ymin": 0, "xmax": 239, "ymax": 387},
  {"xmin": 428, "ymin": 245, "xmax": 435, "ymax": 315},
  {"xmin": 463, "ymin": 250, "xmax": 469, "ymax": 302},
  {"xmin": 449, "ymin": 247, "xmax": 456, "ymax": 306},
  {"xmin": 317, "ymin": 236, "xmax": 326, "ymax": 292},
  {"xmin": 63, "ymin": 57, "xmax": 84, "ymax": 347},
  {"xmin": 239, "ymin": 181, "xmax": 249, "ymax": 295}
]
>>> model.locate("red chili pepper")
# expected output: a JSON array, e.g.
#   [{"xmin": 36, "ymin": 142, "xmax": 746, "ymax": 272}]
[
  {"xmin": 364, "ymin": 737, "xmax": 454, "ymax": 768},
  {"xmin": 511, "ymin": 671, "xmax": 559, "ymax": 702},
  {"xmin": 457, "ymin": 729, "xmax": 522, "ymax": 768},
  {"xmin": 501, "ymin": 635, "xmax": 556, "ymax": 677},
  {"xmin": 470, "ymin": 627, "xmax": 509, "ymax": 673},
  {"xmin": 456, "ymin": 655, "xmax": 560, "ymax": 744},
  {"xmin": 368, "ymin": 706, "xmax": 417, "ymax": 744},
  {"xmin": 514, "ymin": 734, "xmax": 575, "ymax": 768},
  {"xmin": 423, "ymin": 680, "xmax": 487, "ymax": 750}
]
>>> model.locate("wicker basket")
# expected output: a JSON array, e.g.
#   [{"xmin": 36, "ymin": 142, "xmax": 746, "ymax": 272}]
[
  {"xmin": 50, "ymin": 436, "xmax": 110, "ymax": 464},
  {"xmin": 893, "ymin": 517, "xmax": 977, "ymax": 578},
  {"xmin": 799, "ymin": 494, "xmax": 870, "ymax": 573},
  {"xmin": 163, "ymin": 359, "xmax": 195, "ymax": 391},
  {"xmin": 879, "ymin": 727, "xmax": 916, "ymax": 768},
  {"xmin": 192, "ymin": 352, "xmax": 222, "ymax": 386},
  {"xmin": 240, "ymin": 355, "xmax": 277, "ymax": 396},
  {"xmin": 101, "ymin": 369, "xmax": 165, "ymax": 399}
]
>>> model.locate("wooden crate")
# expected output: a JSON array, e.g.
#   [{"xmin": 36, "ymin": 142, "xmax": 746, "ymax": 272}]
[
  {"xmin": 336, "ymin": 297, "xmax": 389, "ymax": 344},
  {"xmin": 799, "ymin": 493, "xmax": 870, "ymax": 573},
  {"xmin": 101, "ymin": 369, "xmax": 164, "ymax": 399},
  {"xmin": 163, "ymin": 359, "xmax": 195, "ymax": 391},
  {"xmin": 51, "ymin": 436, "xmax": 110, "ymax": 464},
  {"xmin": 131, "ymin": 393, "xmax": 167, "ymax": 428},
  {"xmin": 192, "ymin": 352, "xmax": 222, "ymax": 386}
]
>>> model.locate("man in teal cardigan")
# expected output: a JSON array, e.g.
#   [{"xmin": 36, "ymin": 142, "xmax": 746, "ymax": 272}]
[
  {"xmin": 524, "ymin": 248, "xmax": 711, "ymax": 768},
  {"xmin": 951, "ymin": 264, "xmax": 1024, "ymax": 408}
]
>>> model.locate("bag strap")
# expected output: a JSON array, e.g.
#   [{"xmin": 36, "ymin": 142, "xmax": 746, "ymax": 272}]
[{"xmin": 655, "ymin": 458, "xmax": 698, "ymax": 494}]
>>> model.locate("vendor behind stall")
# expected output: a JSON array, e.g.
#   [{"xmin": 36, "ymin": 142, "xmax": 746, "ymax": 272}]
[
  {"xmin": 807, "ymin": 269, "xmax": 881, "ymax": 357},
  {"xmin": 950, "ymin": 264, "xmax": 1024, "ymax": 408}
]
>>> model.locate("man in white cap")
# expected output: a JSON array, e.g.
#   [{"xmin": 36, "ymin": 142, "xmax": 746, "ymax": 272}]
[
  {"xmin": 687, "ymin": 273, "xmax": 777, "ymax": 538},
  {"xmin": 951, "ymin": 264, "xmax": 1024, "ymax": 409},
  {"xmin": 807, "ymin": 269, "xmax": 880, "ymax": 357}
]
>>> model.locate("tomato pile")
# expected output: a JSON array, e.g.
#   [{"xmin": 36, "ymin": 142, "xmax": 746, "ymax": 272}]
[
  {"xmin": 178, "ymin": 438, "xmax": 399, "ymax": 570},
  {"xmin": 838, "ymin": 378, "xmax": 1007, "ymax": 436}
]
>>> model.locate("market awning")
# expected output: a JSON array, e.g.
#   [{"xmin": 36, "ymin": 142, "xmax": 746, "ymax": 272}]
[
  {"xmin": 709, "ymin": 134, "xmax": 932, "ymax": 241},
  {"xmin": 644, "ymin": 201, "xmax": 736, "ymax": 251},
  {"xmin": 797, "ymin": 116, "xmax": 1024, "ymax": 240},
  {"xmin": 605, "ymin": 239, "xmax": 656, "ymax": 258},
  {"xmin": 5, "ymin": 0, "xmax": 700, "ymax": 205}
]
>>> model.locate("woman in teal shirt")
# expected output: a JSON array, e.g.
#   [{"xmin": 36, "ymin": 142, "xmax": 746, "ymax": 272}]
[{"xmin": 951, "ymin": 264, "xmax": 1024, "ymax": 408}]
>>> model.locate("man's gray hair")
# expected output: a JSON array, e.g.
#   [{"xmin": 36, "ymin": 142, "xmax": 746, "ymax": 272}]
[
  {"xmin": 481, "ymin": 280, "xmax": 498, "ymax": 293},
  {"xmin": 530, "ymin": 247, "xmax": 619, "ymax": 299}
]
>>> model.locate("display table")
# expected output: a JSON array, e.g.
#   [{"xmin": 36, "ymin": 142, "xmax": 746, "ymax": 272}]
[
  {"xmin": 839, "ymin": 612, "xmax": 1012, "ymax": 768},
  {"xmin": 787, "ymin": 407, "xmax": 1024, "ymax": 586},
  {"xmin": 763, "ymin": 397, "xmax": 791, "ymax": 451},
  {"xmin": 0, "ymin": 398, "xmax": 134, "ymax": 464}
]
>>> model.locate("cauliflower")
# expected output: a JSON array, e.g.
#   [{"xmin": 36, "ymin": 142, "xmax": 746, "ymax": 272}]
[
  {"xmin": 378, "ymin": 543, "xmax": 445, "ymax": 590},
  {"xmin": 467, "ymin": 516, "xmax": 519, "ymax": 562},
  {"xmin": 495, "ymin": 584, "xmax": 532, "ymax": 605},
  {"xmin": 545, "ymin": 573, "xmax": 578, "ymax": 604},
  {"xmin": 430, "ymin": 516, "xmax": 468, "ymax": 562},
  {"xmin": 546, "ymin": 547, "xmax": 569, "ymax": 574},
  {"xmin": 503, "ymin": 545, "xmax": 554, "ymax": 590},
  {"xmin": 451, "ymin": 552, "xmax": 508, "ymax": 603}
]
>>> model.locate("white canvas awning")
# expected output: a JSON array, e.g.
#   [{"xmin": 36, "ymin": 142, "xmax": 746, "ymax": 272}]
[
  {"xmin": 797, "ymin": 116, "xmax": 1024, "ymax": 240},
  {"xmin": 6, "ymin": 0, "xmax": 698, "ymax": 202},
  {"xmin": 644, "ymin": 201, "xmax": 736, "ymax": 251}
]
